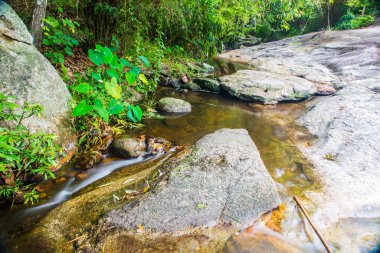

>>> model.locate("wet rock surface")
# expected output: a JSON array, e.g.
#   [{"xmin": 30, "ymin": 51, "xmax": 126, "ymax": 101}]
[
  {"xmin": 219, "ymin": 70, "xmax": 316, "ymax": 104},
  {"xmin": 299, "ymin": 85, "xmax": 380, "ymax": 225},
  {"xmin": 0, "ymin": 1, "xmax": 76, "ymax": 150},
  {"xmin": 222, "ymin": 230, "xmax": 302, "ymax": 253},
  {"xmin": 193, "ymin": 77, "xmax": 220, "ymax": 92},
  {"xmin": 183, "ymin": 82, "xmax": 201, "ymax": 92},
  {"xmin": 216, "ymin": 26, "xmax": 380, "ymax": 103},
  {"xmin": 216, "ymin": 25, "xmax": 380, "ymax": 229},
  {"xmin": 157, "ymin": 97, "xmax": 192, "ymax": 113},
  {"xmin": 106, "ymin": 129, "xmax": 281, "ymax": 231},
  {"xmin": 112, "ymin": 137, "xmax": 147, "ymax": 158}
]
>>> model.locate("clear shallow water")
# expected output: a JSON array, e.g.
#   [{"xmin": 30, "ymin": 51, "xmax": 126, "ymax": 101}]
[{"xmin": 0, "ymin": 88, "xmax": 378, "ymax": 252}]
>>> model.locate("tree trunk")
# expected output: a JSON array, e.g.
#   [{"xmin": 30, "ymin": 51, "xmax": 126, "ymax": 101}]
[
  {"xmin": 30, "ymin": 0, "xmax": 47, "ymax": 50},
  {"xmin": 327, "ymin": 0, "xmax": 331, "ymax": 29}
]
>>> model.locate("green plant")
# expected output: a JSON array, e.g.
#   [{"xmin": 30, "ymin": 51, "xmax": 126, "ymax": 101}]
[
  {"xmin": 335, "ymin": 10, "xmax": 375, "ymax": 29},
  {"xmin": 24, "ymin": 189, "xmax": 39, "ymax": 205},
  {"xmin": 0, "ymin": 93, "xmax": 60, "ymax": 204},
  {"xmin": 70, "ymin": 44, "xmax": 151, "ymax": 125},
  {"xmin": 42, "ymin": 8, "xmax": 79, "ymax": 74}
]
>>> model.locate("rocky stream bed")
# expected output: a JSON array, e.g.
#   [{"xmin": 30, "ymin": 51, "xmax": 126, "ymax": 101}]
[{"xmin": 1, "ymin": 2, "xmax": 380, "ymax": 252}]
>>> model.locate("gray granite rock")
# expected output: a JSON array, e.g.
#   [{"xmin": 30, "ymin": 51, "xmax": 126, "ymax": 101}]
[
  {"xmin": 106, "ymin": 129, "xmax": 281, "ymax": 231},
  {"xmin": 157, "ymin": 97, "xmax": 192, "ymax": 113}
]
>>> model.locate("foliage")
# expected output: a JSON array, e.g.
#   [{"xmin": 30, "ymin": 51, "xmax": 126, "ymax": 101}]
[
  {"xmin": 0, "ymin": 93, "xmax": 60, "ymax": 204},
  {"xmin": 335, "ymin": 0, "xmax": 378, "ymax": 30},
  {"xmin": 42, "ymin": 8, "xmax": 79, "ymax": 74},
  {"xmin": 335, "ymin": 10, "xmax": 374, "ymax": 29},
  {"xmin": 70, "ymin": 44, "xmax": 151, "ymax": 126}
]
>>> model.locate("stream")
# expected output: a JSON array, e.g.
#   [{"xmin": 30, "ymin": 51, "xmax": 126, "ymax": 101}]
[{"xmin": 0, "ymin": 88, "xmax": 379, "ymax": 253}]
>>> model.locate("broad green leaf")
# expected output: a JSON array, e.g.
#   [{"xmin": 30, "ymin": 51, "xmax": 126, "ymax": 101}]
[
  {"xmin": 105, "ymin": 77, "xmax": 122, "ymax": 100},
  {"xmin": 103, "ymin": 47, "xmax": 114, "ymax": 64},
  {"xmin": 106, "ymin": 69, "xmax": 120, "ymax": 80},
  {"xmin": 126, "ymin": 67, "xmax": 141, "ymax": 85},
  {"xmin": 107, "ymin": 99, "xmax": 124, "ymax": 115},
  {"xmin": 132, "ymin": 105, "xmax": 143, "ymax": 121},
  {"xmin": 91, "ymin": 71, "xmax": 102, "ymax": 81},
  {"xmin": 138, "ymin": 74, "xmax": 148, "ymax": 84},
  {"xmin": 89, "ymin": 49, "xmax": 104, "ymax": 66},
  {"xmin": 120, "ymin": 58, "xmax": 131, "ymax": 67},
  {"xmin": 126, "ymin": 104, "xmax": 143, "ymax": 122},
  {"xmin": 138, "ymin": 56, "xmax": 150, "ymax": 67},
  {"xmin": 126, "ymin": 107, "xmax": 136, "ymax": 122},
  {"xmin": 93, "ymin": 104, "xmax": 109, "ymax": 122},
  {"xmin": 73, "ymin": 83, "xmax": 92, "ymax": 94},
  {"xmin": 73, "ymin": 100, "xmax": 92, "ymax": 117}
]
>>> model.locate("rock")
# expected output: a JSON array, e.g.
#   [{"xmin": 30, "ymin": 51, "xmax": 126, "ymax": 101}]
[
  {"xmin": 187, "ymin": 62, "xmax": 215, "ymax": 75},
  {"xmin": 180, "ymin": 74, "xmax": 190, "ymax": 84},
  {"xmin": 112, "ymin": 137, "xmax": 147, "ymax": 158},
  {"xmin": 222, "ymin": 230, "xmax": 302, "ymax": 253},
  {"xmin": 169, "ymin": 79, "xmax": 182, "ymax": 89},
  {"xmin": 238, "ymin": 36, "xmax": 262, "ymax": 47},
  {"xmin": 193, "ymin": 77, "xmax": 221, "ymax": 92},
  {"xmin": 125, "ymin": 87, "xmax": 142, "ymax": 102},
  {"xmin": 219, "ymin": 70, "xmax": 316, "ymax": 104},
  {"xmin": 0, "ymin": 1, "xmax": 76, "ymax": 151},
  {"xmin": 183, "ymin": 82, "xmax": 201, "ymax": 92},
  {"xmin": 316, "ymin": 84, "xmax": 336, "ymax": 96},
  {"xmin": 226, "ymin": 36, "xmax": 262, "ymax": 50},
  {"xmin": 158, "ymin": 74, "xmax": 170, "ymax": 86},
  {"xmin": 157, "ymin": 97, "xmax": 192, "ymax": 113},
  {"xmin": 0, "ymin": 1, "xmax": 32, "ymax": 44},
  {"xmin": 55, "ymin": 176, "xmax": 67, "ymax": 184},
  {"xmin": 75, "ymin": 172, "xmax": 89, "ymax": 181},
  {"xmin": 216, "ymin": 24, "xmax": 380, "ymax": 237},
  {"xmin": 106, "ymin": 129, "xmax": 281, "ymax": 232},
  {"xmin": 298, "ymin": 85, "xmax": 380, "ymax": 226}
]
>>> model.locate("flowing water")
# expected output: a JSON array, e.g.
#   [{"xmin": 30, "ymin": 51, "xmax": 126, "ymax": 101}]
[{"xmin": 0, "ymin": 88, "xmax": 379, "ymax": 252}]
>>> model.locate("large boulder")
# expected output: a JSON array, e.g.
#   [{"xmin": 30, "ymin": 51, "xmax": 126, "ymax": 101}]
[
  {"xmin": 106, "ymin": 129, "xmax": 281, "ymax": 231},
  {"xmin": 216, "ymin": 27, "xmax": 380, "ymax": 103},
  {"xmin": 219, "ymin": 70, "xmax": 316, "ymax": 104},
  {"xmin": 0, "ymin": 1, "xmax": 76, "ymax": 151}
]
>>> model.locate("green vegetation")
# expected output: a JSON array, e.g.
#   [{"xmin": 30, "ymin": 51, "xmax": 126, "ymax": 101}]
[
  {"xmin": 335, "ymin": 0, "xmax": 379, "ymax": 30},
  {"xmin": 0, "ymin": 93, "xmax": 60, "ymax": 204},
  {"xmin": 42, "ymin": 8, "xmax": 79, "ymax": 75}
]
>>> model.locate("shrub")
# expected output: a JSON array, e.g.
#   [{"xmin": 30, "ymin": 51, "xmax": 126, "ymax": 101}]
[
  {"xmin": 0, "ymin": 93, "xmax": 60, "ymax": 204},
  {"xmin": 42, "ymin": 8, "xmax": 79, "ymax": 75}
]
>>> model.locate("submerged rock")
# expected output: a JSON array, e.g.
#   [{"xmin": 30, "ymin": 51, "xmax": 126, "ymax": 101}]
[
  {"xmin": 106, "ymin": 129, "xmax": 281, "ymax": 231},
  {"xmin": 183, "ymin": 82, "xmax": 201, "ymax": 92},
  {"xmin": 193, "ymin": 77, "xmax": 221, "ymax": 92},
  {"xmin": 219, "ymin": 70, "xmax": 316, "ymax": 104},
  {"xmin": 0, "ymin": 1, "xmax": 76, "ymax": 151},
  {"xmin": 112, "ymin": 137, "xmax": 147, "ymax": 158},
  {"xmin": 222, "ymin": 230, "xmax": 302, "ymax": 253},
  {"xmin": 157, "ymin": 97, "xmax": 192, "ymax": 113}
]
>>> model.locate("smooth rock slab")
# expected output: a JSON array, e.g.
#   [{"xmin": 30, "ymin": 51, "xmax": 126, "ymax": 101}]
[
  {"xmin": 299, "ymin": 85, "xmax": 380, "ymax": 226},
  {"xmin": 106, "ymin": 129, "xmax": 281, "ymax": 232},
  {"xmin": 157, "ymin": 97, "xmax": 192, "ymax": 113},
  {"xmin": 219, "ymin": 70, "xmax": 316, "ymax": 104}
]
